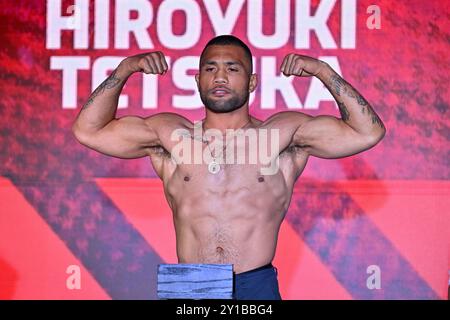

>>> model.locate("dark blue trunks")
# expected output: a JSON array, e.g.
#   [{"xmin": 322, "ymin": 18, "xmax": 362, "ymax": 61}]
[{"xmin": 233, "ymin": 263, "xmax": 282, "ymax": 300}]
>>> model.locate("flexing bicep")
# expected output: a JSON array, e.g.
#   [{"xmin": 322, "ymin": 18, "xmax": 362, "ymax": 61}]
[
  {"xmin": 294, "ymin": 115, "xmax": 376, "ymax": 159},
  {"xmin": 74, "ymin": 115, "xmax": 160, "ymax": 159}
]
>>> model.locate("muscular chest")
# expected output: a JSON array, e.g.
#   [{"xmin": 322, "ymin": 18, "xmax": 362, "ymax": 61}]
[
  {"xmin": 149, "ymin": 142, "xmax": 308, "ymax": 205},
  {"xmin": 166, "ymin": 160, "xmax": 297, "ymax": 216},
  {"xmin": 170, "ymin": 162, "xmax": 278, "ymax": 192}
]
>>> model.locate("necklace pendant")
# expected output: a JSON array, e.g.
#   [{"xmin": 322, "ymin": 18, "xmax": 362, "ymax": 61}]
[{"xmin": 208, "ymin": 160, "xmax": 221, "ymax": 174}]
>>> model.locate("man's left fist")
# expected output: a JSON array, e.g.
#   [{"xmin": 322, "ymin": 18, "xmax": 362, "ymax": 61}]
[{"xmin": 280, "ymin": 53, "xmax": 326, "ymax": 77}]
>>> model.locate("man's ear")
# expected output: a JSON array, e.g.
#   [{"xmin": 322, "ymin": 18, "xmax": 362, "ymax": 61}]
[
  {"xmin": 195, "ymin": 74, "xmax": 200, "ymax": 90},
  {"xmin": 249, "ymin": 74, "xmax": 258, "ymax": 93}
]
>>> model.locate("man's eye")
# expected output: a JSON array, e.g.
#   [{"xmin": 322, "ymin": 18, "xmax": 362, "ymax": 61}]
[
  {"xmin": 229, "ymin": 68, "xmax": 238, "ymax": 72},
  {"xmin": 205, "ymin": 67, "xmax": 214, "ymax": 72}
]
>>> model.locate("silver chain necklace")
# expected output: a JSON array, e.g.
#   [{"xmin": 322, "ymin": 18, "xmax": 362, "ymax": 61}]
[{"xmin": 200, "ymin": 119, "xmax": 251, "ymax": 174}]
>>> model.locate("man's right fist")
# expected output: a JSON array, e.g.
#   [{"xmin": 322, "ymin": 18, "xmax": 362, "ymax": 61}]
[{"xmin": 122, "ymin": 51, "xmax": 169, "ymax": 75}]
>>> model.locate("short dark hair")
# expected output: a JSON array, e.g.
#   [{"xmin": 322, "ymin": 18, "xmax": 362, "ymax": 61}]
[{"xmin": 200, "ymin": 35, "xmax": 253, "ymax": 74}]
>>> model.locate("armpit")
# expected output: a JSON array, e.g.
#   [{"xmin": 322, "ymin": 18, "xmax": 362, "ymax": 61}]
[
  {"xmin": 280, "ymin": 144, "xmax": 308, "ymax": 155},
  {"xmin": 148, "ymin": 145, "xmax": 171, "ymax": 158}
]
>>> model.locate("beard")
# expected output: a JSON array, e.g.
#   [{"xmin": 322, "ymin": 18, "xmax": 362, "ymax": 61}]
[{"xmin": 199, "ymin": 87, "xmax": 249, "ymax": 113}]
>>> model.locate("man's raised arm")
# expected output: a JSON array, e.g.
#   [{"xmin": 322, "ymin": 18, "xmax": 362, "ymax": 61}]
[
  {"xmin": 281, "ymin": 54, "xmax": 386, "ymax": 159},
  {"xmin": 72, "ymin": 52, "xmax": 169, "ymax": 159}
]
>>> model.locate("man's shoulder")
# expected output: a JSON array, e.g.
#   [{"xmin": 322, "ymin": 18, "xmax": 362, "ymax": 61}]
[
  {"xmin": 260, "ymin": 111, "xmax": 312, "ymax": 128},
  {"xmin": 144, "ymin": 112, "xmax": 193, "ymax": 130}
]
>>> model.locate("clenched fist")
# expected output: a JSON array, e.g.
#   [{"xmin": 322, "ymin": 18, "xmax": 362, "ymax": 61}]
[
  {"xmin": 122, "ymin": 51, "xmax": 169, "ymax": 75},
  {"xmin": 280, "ymin": 53, "xmax": 327, "ymax": 77}
]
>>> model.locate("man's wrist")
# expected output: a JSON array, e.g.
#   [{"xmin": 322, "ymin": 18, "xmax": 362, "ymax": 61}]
[
  {"xmin": 117, "ymin": 58, "xmax": 137, "ymax": 78},
  {"xmin": 314, "ymin": 60, "xmax": 331, "ymax": 78},
  {"xmin": 314, "ymin": 61, "xmax": 334, "ymax": 82}
]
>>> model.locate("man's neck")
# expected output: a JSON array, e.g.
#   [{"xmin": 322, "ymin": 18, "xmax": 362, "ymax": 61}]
[{"xmin": 203, "ymin": 107, "xmax": 251, "ymax": 133}]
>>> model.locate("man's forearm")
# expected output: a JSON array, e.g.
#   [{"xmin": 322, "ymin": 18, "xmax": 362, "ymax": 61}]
[
  {"xmin": 317, "ymin": 63, "xmax": 385, "ymax": 137},
  {"xmin": 73, "ymin": 62, "xmax": 133, "ymax": 133}
]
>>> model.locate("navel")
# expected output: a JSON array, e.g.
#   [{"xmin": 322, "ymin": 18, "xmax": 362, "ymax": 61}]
[
  {"xmin": 258, "ymin": 176, "xmax": 265, "ymax": 183},
  {"xmin": 216, "ymin": 246, "xmax": 224, "ymax": 254},
  {"xmin": 184, "ymin": 176, "xmax": 190, "ymax": 182}
]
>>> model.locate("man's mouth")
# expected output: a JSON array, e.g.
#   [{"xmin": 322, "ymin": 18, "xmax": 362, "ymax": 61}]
[{"xmin": 210, "ymin": 87, "xmax": 231, "ymax": 97}]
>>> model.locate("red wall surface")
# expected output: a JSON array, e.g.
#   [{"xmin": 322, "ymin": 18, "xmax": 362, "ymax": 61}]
[{"xmin": 0, "ymin": 0, "xmax": 449, "ymax": 299}]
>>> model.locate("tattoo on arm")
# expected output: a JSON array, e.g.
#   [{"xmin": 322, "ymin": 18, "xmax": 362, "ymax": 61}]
[
  {"xmin": 82, "ymin": 69, "xmax": 121, "ymax": 109},
  {"xmin": 331, "ymin": 75, "xmax": 368, "ymax": 105},
  {"xmin": 345, "ymin": 87, "xmax": 369, "ymax": 107},
  {"xmin": 330, "ymin": 75, "xmax": 345, "ymax": 96},
  {"xmin": 370, "ymin": 111, "xmax": 384, "ymax": 128},
  {"xmin": 355, "ymin": 93, "xmax": 368, "ymax": 106},
  {"xmin": 338, "ymin": 101, "xmax": 350, "ymax": 121},
  {"xmin": 328, "ymin": 74, "xmax": 384, "ymax": 129}
]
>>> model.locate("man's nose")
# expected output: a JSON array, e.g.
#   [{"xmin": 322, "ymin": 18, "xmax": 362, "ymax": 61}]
[{"xmin": 214, "ymin": 68, "xmax": 228, "ymax": 83}]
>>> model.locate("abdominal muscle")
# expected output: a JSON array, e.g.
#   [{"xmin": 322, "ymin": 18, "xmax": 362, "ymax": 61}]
[
  {"xmin": 168, "ymin": 168, "xmax": 289, "ymax": 274},
  {"xmin": 174, "ymin": 215, "xmax": 280, "ymax": 274},
  {"xmin": 158, "ymin": 133, "xmax": 300, "ymax": 274}
]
